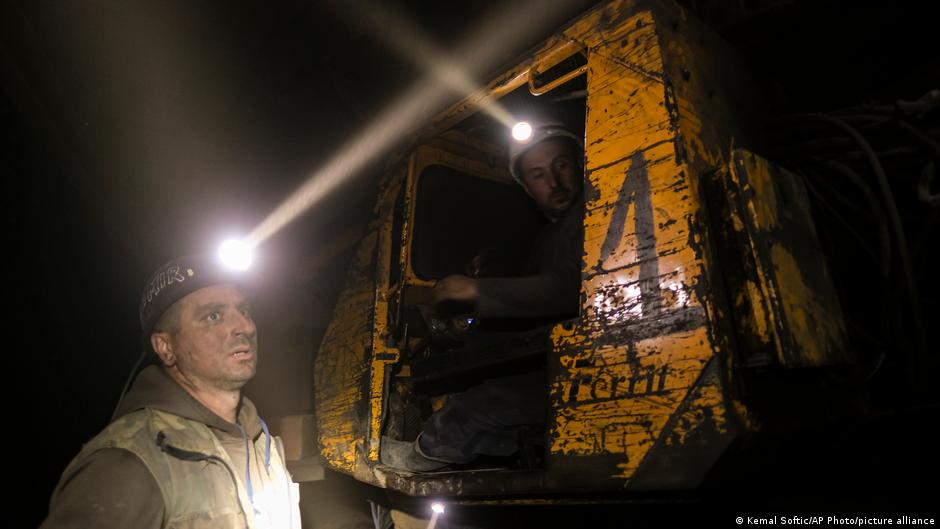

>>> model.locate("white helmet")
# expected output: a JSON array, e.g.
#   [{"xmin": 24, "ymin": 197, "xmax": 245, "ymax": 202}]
[{"xmin": 508, "ymin": 120, "xmax": 583, "ymax": 183}]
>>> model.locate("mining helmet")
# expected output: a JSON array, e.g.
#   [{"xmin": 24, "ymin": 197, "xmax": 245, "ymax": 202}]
[
  {"xmin": 508, "ymin": 120, "xmax": 583, "ymax": 183},
  {"xmin": 138, "ymin": 254, "xmax": 249, "ymax": 338}
]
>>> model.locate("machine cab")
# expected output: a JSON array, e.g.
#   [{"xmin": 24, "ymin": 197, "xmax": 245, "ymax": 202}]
[{"xmin": 313, "ymin": 0, "xmax": 851, "ymax": 500}]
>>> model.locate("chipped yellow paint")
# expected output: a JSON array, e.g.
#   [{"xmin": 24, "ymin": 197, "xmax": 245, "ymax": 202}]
[
  {"xmin": 315, "ymin": 229, "xmax": 378, "ymax": 472},
  {"xmin": 368, "ymin": 335, "xmax": 399, "ymax": 463},
  {"xmin": 728, "ymin": 153, "xmax": 786, "ymax": 358},
  {"xmin": 663, "ymin": 363, "xmax": 727, "ymax": 448},
  {"xmin": 739, "ymin": 279, "xmax": 770, "ymax": 340},
  {"xmin": 556, "ymin": 328, "xmax": 713, "ymax": 411},
  {"xmin": 771, "ymin": 245, "xmax": 845, "ymax": 366},
  {"xmin": 552, "ymin": 327, "xmax": 711, "ymax": 471},
  {"xmin": 725, "ymin": 150, "xmax": 848, "ymax": 368},
  {"xmin": 367, "ymin": 175, "xmax": 405, "ymax": 462},
  {"xmin": 661, "ymin": 16, "xmax": 727, "ymax": 171},
  {"xmin": 316, "ymin": 0, "xmax": 768, "ymax": 491},
  {"xmin": 735, "ymin": 151, "xmax": 780, "ymax": 232},
  {"xmin": 542, "ymin": 1, "xmax": 754, "ymax": 487}
]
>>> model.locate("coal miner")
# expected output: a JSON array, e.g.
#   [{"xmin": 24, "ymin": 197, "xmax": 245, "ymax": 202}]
[
  {"xmin": 382, "ymin": 121, "xmax": 584, "ymax": 471},
  {"xmin": 42, "ymin": 256, "xmax": 301, "ymax": 529}
]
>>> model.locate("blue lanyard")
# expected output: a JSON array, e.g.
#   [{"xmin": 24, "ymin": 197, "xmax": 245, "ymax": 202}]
[{"xmin": 237, "ymin": 419, "xmax": 271, "ymax": 516}]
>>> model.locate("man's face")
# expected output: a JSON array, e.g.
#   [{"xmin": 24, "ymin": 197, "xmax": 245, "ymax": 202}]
[
  {"xmin": 159, "ymin": 284, "xmax": 258, "ymax": 391},
  {"xmin": 518, "ymin": 138, "xmax": 583, "ymax": 220}
]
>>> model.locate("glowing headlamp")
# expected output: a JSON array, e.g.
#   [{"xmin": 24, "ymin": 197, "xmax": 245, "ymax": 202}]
[
  {"xmin": 218, "ymin": 239, "xmax": 253, "ymax": 271},
  {"xmin": 512, "ymin": 121, "xmax": 533, "ymax": 142}
]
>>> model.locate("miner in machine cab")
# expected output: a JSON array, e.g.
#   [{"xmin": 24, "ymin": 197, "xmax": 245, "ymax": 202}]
[{"xmin": 381, "ymin": 120, "xmax": 585, "ymax": 472}]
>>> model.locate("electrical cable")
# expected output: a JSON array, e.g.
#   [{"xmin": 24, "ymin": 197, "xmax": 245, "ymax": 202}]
[{"xmin": 776, "ymin": 113, "xmax": 928, "ymax": 386}]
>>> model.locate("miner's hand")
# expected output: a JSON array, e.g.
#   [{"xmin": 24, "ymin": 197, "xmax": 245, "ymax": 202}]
[{"xmin": 431, "ymin": 275, "xmax": 479, "ymax": 305}]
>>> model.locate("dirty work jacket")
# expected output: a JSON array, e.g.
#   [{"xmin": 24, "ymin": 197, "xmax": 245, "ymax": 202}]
[{"xmin": 42, "ymin": 366, "xmax": 301, "ymax": 529}]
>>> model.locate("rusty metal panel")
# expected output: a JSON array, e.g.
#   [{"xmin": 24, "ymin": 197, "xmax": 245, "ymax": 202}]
[
  {"xmin": 364, "ymin": 172, "xmax": 408, "ymax": 469},
  {"xmin": 544, "ymin": 0, "xmax": 757, "ymax": 491},
  {"xmin": 717, "ymin": 149, "xmax": 850, "ymax": 368},
  {"xmin": 313, "ymin": 225, "xmax": 378, "ymax": 473},
  {"xmin": 317, "ymin": 0, "xmax": 768, "ymax": 495},
  {"xmin": 315, "ymin": 173, "xmax": 404, "ymax": 475}
]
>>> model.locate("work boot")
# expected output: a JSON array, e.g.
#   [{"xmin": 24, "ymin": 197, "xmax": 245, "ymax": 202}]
[{"xmin": 379, "ymin": 436, "xmax": 450, "ymax": 472}]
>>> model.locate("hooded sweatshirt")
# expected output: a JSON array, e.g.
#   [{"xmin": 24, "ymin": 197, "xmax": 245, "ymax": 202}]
[{"xmin": 41, "ymin": 366, "xmax": 300, "ymax": 529}]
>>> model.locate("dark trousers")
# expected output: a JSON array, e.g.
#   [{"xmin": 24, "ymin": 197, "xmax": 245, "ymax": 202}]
[{"xmin": 417, "ymin": 370, "xmax": 545, "ymax": 463}]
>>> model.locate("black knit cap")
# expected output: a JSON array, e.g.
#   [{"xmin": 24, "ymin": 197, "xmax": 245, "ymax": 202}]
[{"xmin": 138, "ymin": 255, "xmax": 250, "ymax": 338}]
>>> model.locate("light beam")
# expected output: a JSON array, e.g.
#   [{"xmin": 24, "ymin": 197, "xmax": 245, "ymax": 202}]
[{"xmin": 248, "ymin": 0, "xmax": 582, "ymax": 246}]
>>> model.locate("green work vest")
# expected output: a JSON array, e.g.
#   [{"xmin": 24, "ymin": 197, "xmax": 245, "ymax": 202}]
[{"xmin": 58, "ymin": 408, "xmax": 301, "ymax": 529}]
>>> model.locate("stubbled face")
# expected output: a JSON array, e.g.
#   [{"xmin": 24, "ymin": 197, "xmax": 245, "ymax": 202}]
[
  {"xmin": 161, "ymin": 284, "xmax": 257, "ymax": 391},
  {"xmin": 518, "ymin": 138, "xmax": 583, "ymax": 221}
]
